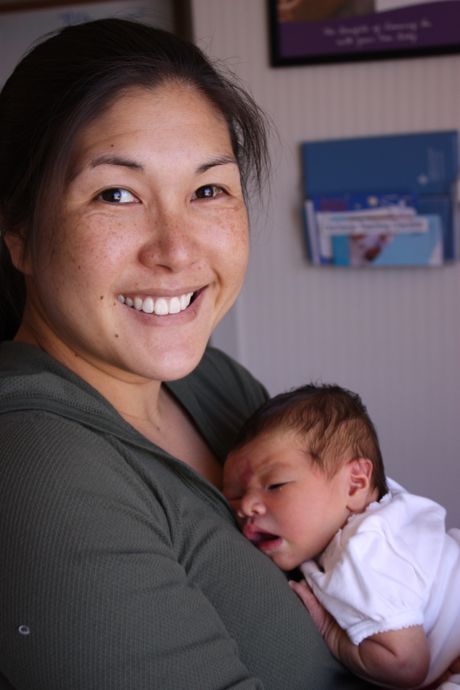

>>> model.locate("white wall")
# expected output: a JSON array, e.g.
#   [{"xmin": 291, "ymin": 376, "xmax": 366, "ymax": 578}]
[{"xmin": 192, "ymin": 0, "xmax": 460, "ymax": 527}]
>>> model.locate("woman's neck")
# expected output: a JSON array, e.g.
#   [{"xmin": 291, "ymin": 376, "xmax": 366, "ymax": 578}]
[
  {"xmin": 14, "ymin": 324, "xmax": 222, "ymax": 488},
  {"xmin": 15, "ymin": 320, "xmax": 163, "ymax": 423}
]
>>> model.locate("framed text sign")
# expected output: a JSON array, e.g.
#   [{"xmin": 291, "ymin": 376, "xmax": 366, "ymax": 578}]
[{"xmin": 268, "ymin": 0, "xmax": 460, "ymax": 67}]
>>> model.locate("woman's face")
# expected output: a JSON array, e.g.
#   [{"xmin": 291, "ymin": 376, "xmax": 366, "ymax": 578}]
[{"xmin": 19, "ymin": 83, "xmax": 249, "ymax": 382}]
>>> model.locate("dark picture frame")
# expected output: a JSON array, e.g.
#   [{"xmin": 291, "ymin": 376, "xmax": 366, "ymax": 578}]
[
  {"xmin": 268, "ymin": 0, "xmax": 460, "ymax": 67},
  {"xmin": 0, "ymin": 0, "xmax": 189, "ymax": 36},
  {"xmin": 0, "ymin": 0, "xmax": 109, "ymax": 11}
]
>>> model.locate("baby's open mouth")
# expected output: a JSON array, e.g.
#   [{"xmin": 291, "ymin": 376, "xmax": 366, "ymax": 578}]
[
  {"xmin": 252, "ymin": 532, "xmax": 280, "ymax": 548},
  {"xmin": 243, "ymin": 525, "xmax": 280, "ymax": 549}
]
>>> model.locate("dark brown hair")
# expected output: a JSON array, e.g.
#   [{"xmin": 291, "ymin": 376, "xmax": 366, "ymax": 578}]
[
  {"xmin": 233, "ymin": 383, "xmax": 388, "ymax": 499},
  {"xmin": 0, "ymin": 18, "xmax": 269, "ymax": 340}
]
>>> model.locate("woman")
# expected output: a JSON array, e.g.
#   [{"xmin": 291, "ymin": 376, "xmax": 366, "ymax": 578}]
[{"xmin": 0, "ymin": 19, "xmax": 373, "ymax": 689}]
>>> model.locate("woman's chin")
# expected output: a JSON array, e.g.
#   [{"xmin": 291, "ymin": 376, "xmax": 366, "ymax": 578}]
[{"xmin": 126, "ymin": 341, "xmax": 208, "ymax": 383}]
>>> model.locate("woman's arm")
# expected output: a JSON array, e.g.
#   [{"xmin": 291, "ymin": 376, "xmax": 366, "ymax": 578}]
[{"xmin": 290, "ymin": 580, "xmax": 430, "ymax": 688}]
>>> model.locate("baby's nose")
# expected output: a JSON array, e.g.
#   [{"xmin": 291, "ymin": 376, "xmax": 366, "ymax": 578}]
[{"xmin": 238, "ymin": 492, "xmax": 266, "ymax": 518}]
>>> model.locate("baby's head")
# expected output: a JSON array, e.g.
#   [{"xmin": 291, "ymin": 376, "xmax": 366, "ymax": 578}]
[{"xmin": 223, "ymin": 384, "xmax": 388, "ymax": 571}]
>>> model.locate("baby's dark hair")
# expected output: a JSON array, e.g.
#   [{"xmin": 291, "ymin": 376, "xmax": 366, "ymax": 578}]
[{"xmin": 234, "ymin": 383, "xmax": 388, "ymax": 499}]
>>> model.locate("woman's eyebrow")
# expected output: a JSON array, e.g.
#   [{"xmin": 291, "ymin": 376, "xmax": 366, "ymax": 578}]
[
  {"xmin": 90, "ymin": 155, "xmax": 143, "ymax": 171},
  {"xmin": 196, "ymin": 154, "xmax": 238, "ymax": 174},
  {"xmin": 83, "ymin": 153, "xmax": 237, "ymax": 175}
]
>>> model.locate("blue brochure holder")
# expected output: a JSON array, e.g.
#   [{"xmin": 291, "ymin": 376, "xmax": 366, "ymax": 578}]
[{"xmin": 301, "ymin": 131, "xmax": 459, "ymax": 265}]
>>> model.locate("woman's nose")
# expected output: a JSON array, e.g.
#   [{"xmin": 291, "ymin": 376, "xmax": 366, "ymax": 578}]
[
  {"xmin": 237, "ymin": 492, "xmax": 266, "ymax": 519},
  {"xmin": 138, "ymin": 207, "xmax": 197, "ymax": 271}
]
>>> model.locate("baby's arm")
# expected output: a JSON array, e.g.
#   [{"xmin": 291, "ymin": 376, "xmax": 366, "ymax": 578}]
[{"xmin": 290, "ymin": 579, "xmax": 429, "ymax": 688}]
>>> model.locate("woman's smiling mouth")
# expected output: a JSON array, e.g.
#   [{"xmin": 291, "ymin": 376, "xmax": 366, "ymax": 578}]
[{"xmin": 117, "ymin": 291, "xmax": 196, "ymax": 315}]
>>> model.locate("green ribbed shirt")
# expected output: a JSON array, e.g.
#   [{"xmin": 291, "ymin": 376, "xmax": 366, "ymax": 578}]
[{"xmin": 0, "ymin": 342, "xmax": 375, "ymax": 689}]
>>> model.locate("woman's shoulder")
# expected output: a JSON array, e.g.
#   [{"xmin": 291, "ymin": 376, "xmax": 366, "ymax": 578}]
[
  {"xmin": 0, "ymin": 340, "xmax": 100, "ymax": 397},
  {"xmin": 167, "ymin": 346, "xmax": 269, "ymax": 461},
  {"xmin": 0, "ymin": 341, "xmax": 120, "ymax": 423}
]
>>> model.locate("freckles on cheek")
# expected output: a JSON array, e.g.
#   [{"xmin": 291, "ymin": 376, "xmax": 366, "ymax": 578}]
[
  {"xmin": 74, "ymin": 217, "xmax": 133, "ymax": 277},
  {"xmin": 215, "ymin": 215, "xmax": 249, "ymax": 265}
]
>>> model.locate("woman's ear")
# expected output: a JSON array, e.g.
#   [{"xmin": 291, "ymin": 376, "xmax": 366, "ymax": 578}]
[
  {"xmin": 3, "ymin": 231, "xmax": 32, "ymax": 274},
  {"xmin": 345, "ymin": 458, "xmax": 375, "ymax": 513}
]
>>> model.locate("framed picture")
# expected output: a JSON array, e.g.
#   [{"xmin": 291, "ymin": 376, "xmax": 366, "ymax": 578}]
[
  {"xmin": 0, "ymin": 0, "xmax": 184, "ymax": 23},
  {"xmin": 0, "ymin": 0, "xmax": 113, "ymax": 11},
  {"xmin": 268, "ymin": 0, "xmax": 460, "ymax": 67},
  {"xmin": 0, "ymin": 0, "xmax": 182, "ymax": 90}
]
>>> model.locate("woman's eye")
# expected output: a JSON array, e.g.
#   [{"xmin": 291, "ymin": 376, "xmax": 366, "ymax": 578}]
[
  {"xmin": 192, "ymin": 184, "xmax": 224, "ymax": 200},
  {"xmin": 98, "ymin": 188, "xmax": 137, "ymax": 204}
]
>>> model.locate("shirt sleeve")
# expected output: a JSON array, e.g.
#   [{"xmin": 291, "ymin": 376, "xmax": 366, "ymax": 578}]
[
  {"xmin": 0, "ymin": 411, "xmax": 264, "ymax": 690},
  {"xmin": 301, "ymin": 523, "xmax": 426, "ymax": 645}
]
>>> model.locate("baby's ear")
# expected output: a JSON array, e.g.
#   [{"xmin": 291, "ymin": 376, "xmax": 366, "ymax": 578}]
[{"xmin": 345, "ymin": 458, "xmax": 374, "ymax": 513}]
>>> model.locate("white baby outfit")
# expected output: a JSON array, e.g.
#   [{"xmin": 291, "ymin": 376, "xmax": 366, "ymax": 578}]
[{"xmin": 301, "ymin": 478, "xmax": 460, "ymax": 688}]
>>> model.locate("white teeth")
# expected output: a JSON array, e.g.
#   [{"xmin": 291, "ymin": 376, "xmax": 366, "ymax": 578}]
[
  {"xmin": 154, "ymin": 298, "xmax": 168, "ymax": 316},
  {"xmin": 142, "ymin": 297, "xmax": 154, "ymax": 314},
  {"xmin": 169, "ymin": 297, "xmax": 181, "ymax": 314},
  {"xmin": 180, "ymin": 294, "xmax": 189, "ymax": 310},
  {"xmin": 118, "ymin": 291, "xmax": 194, "ymax": 316}
]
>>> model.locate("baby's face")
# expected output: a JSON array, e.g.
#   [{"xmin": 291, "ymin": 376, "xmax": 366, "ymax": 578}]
[{"xmin": 223, "ymin": 429, "xmax": 352, "ymax": 571}]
